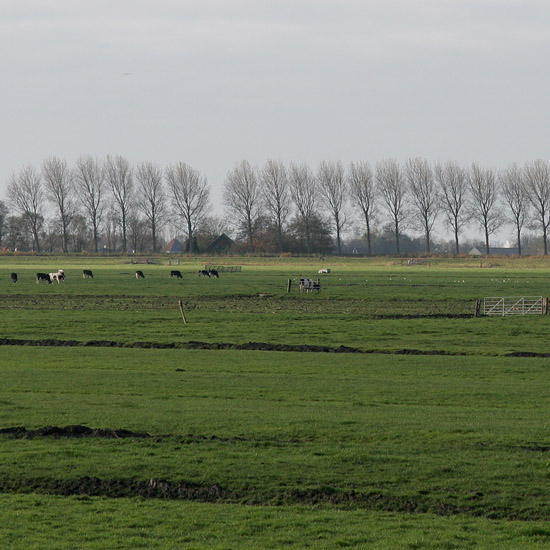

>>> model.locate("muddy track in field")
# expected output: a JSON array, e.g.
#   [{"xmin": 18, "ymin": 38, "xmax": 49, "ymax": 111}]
[
  {"xmin": 0, "ymin": 426, "xmax": 542, "ymax": 519},
  {"xmin": 0, "ymin": 475, "xmax": 538, "ymax": 519},
  {"xmin": 0, "ymin": 337, "xmax": 544, "ymax": 357},
  {"xmin": 0, "ymin": 425, "xmax": 301, "ymax": 445}
]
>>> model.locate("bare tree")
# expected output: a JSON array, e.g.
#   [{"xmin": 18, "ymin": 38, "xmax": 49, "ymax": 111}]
[
  {"xmin": 434, "ymin": 161, "xmax": 468, "ymax": 254},
  {"xmin": 42, "ymin": 156, "xmax": 75, "ymax": 253},
  {"xmin": 0, "ymin": 201, "xmax": 9, "ymax": 247},
  {"xmin": 524, "ymin": 159, "xmax": 550, "ymax": 255},
  {"xmin": 135, "ymin": 161, "xmax": 167, "ymax": 253},
  {"xmin": 467, "ymin": 162, "xmax": 501, "ymax": 255},
  {"xmin": 104, "ymin": 155, "xmax": 134, "ymax": 253},
  {"xmin": 376, "ymin": 158, "xmax": 407, "ymax": 253},
  {"xmin": 406, "ymin": 157, "xmax": 438, "ymax": 253},
  {"xmin": 223, "ymin": 160, "xmax": 261, "ymax": 252},
  {"xmin": 500, "ymin": 163, "xmax": 528, "ymax": 256},
  {"xmin": 348, "ymin": 161, "xmax": 376, "ymax": 255},
  {"xmin": 166, "ymin": 162, "xmax": 211, "ymax": 253},
  {"xmin": 288, "ymin": 162, "xmax": 317, "ymax": 254},
  {"xmin": 317, "ymin": 160, "xmax": 347, "ymax": 254},
  {"xmin": 260, "ymin": 159, "xmax": 290, "ymax": 252},
  {"xmin": 74, "ymin": 155, "xmax": 105, "ymax": 253},
  {"xmin": 7, "ymin": 165, "xmax": 44, "ymax": 252}
]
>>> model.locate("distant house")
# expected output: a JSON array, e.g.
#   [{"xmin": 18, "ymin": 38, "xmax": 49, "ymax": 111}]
[
  {"xmin": 469, "ymin": 247, "xmax": 520, "ymax": 256},
  {"xmin": 162, "ymin": 238, "xmax": 184, "ymax": 254},
  {"xmin": 204, "ymin": 233, "xmax": 233, "ymax": 254}
]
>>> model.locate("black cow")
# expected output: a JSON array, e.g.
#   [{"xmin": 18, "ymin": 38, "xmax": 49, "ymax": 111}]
[
  {"xmin": 36, "ymin": 272, "xmax": 52, "ymax": 284},
  {"xmin": 10, "ymin": 273, "xmax": 17, "ymax": 283},
  {"xmin": 208, "ymin": 269, "xmax": 219, "ymax": 278},
  {"xmin": 198, "ymin": 270, "xmax": 210, "ymax": 278},
  {"xmin": 170, "ymin": 270, "xmax": 182, "ymax": 279},
  {"xmin": 83, "ymin": 269, "xmax": 94, "ymax": 279},
  {"xmin": 135, "ymin": 270, "xmax": 145, "ymax": 279}
]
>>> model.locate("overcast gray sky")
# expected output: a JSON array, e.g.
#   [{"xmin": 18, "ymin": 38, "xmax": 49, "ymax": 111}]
[{"xmin": 1, "ymin": 0, "xmax": 548, "ymax": 240}]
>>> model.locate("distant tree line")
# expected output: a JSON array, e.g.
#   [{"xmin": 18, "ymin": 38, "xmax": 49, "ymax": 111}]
[{"xmin": 3, "ymin": 155, "xmax": 550, "ymax": 255}]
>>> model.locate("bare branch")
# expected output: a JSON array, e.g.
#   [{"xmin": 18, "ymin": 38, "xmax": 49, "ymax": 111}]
[
  {"xmin": 317, "ymin": 160, "xmax": 347, "ymax": 254},
  {"xmin": 74, "ymin": 155, "xmax": 105, "ymax": 253},
  {"xmin": 406, "ymin": 157, "xmax": 438, "ymax": 253},
  {"xmin": 348, "ymin": 161, "xmax": 376, "ymax": 255},
  {"xmin": 376, "ymin": 158, "xmax": 407, "ymax": 254},
  {"xmin": 7, "ymin": 165, "xmax": 44, "ymax": 252},
  {"xmin": 166, "ymin": 162, "xmax": 211, "ymax": 253},
  {"xmin": 135, "ymin": 161, "xmax": 167, "ymax": 253},
  {"xmin": 260, "ymin": 159, "xmax": 290, "ymax": 252}
]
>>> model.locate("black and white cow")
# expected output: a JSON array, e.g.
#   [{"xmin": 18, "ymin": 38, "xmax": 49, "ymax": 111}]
[
  {"xmin": 49, "ymin": 269, "xmax": 65, "ymax": 284},
  {"xmin": 299, "ymin": 278, "xmax": 321, "ymax": 293},
  {"xmin": 83, "ymin": 269, "xmax": 94, "ymax": 279},
  {"xmin": 198, "ymin": 270, "xmax": 210, "ymax": 278},
  {"xmin": 36, "ymin": 272, "xmax": 52, "ymax": 284},
  {"xmin": 208, "ymin": 269, "xmax": 219, "ymax": 278},
  {"xmin": 135, "ymin": 270, "xmax": 145, "ymax": 279},
  {"xmin": 10, "ymin": 273, "xmax": 17, "ymax": 283},
  {"xmin": 170, "ymin": 270, "xmax": 182, "ymax": 278}
]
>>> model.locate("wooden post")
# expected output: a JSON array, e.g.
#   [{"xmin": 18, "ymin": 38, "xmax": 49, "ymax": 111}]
[
  {"xmin": 287, "ymin": 279, "xmax": 292, "ymax": 293},
  {"xmin": 543, "ymin": 297, "xmax": 548, "ymax": 315},
  {"xmin": 178, "ymin": 298, "xmax": 187, "ymax": 324},
  {"xmin": 475, "ymin": 299, "xmax": 481, "ymax": 317}
]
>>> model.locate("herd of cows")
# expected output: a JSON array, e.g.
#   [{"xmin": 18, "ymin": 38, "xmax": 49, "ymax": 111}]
[{"xmin": 6, "ymin": 268, "xmax": 222, "ymax": 284}]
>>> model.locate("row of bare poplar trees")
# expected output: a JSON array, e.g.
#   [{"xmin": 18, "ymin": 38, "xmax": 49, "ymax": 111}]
[
  {"xmin": 6, "ymin": 155, "xmax": 550, "ymax": 254},
  {"xmin": 224, "ymin": 158, "xmax": 549, "ymax": 256}
]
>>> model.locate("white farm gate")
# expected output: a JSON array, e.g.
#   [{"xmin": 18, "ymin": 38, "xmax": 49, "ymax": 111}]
[{"xmin": 483, "ymin": 296, "xmax": 547, "ymax": 316}]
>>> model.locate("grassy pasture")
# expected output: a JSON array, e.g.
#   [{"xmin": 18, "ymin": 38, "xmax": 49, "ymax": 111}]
[
  {"xmin": 0, "ymin": 255, "xmax": 548, "ymax": 355},
  {"xmin": 1, "ymin": 255, "xmax": 550, "ymax": 548}
]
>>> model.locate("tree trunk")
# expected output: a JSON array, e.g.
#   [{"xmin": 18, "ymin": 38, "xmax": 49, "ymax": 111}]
[
  {"xmin": 151, "ymin": 220, "xmax": 157, "ymax": 253},
  {"xmin": 121, "ymin": 208, "xmax": 127, "ymax": 253},
  {"xmin": 187, "ymin": 218, "xmax": 193, "ymax": 253},
  {"xmin": 247, "ymin": 216, "xmax": 254, "ymax": 252},
  {"xmin": 365, "ymin": 213, "xmax": 372, "ymax": 256},
  {"xmin": 425, "ymin": 220, "xmax": 431, "ymax": 253},
  {"xmin": 394, "ymin": 215, "xmax": 400, "ymax": 254}
]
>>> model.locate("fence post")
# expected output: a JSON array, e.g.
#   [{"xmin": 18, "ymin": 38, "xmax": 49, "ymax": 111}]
[
  {"xmin": 475, "ymin": 299, "xmax": 481, "ymax": 317},
  {"xmin": 287, "ymin": 279, "xmax": 292, "ymax": 293},
  {"xmin": 544, "ymin": 297, "xmax": 548, "ymax": 315}
]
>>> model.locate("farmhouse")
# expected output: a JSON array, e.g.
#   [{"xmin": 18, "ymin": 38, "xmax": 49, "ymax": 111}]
[
  {"xmin": 204, "ymin": 233, "xmax": 233, "ymax": 254},
  {"xmin": 162, "ymin": 238, "xmax": 184, "ymax": 254}
]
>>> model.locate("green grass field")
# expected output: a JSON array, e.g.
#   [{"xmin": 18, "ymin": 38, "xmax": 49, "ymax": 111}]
[{"xmin": 1, "ymin": 255, "xmax": 550, "ymax": 548}]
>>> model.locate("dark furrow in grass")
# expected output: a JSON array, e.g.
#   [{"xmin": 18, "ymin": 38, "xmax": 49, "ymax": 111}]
[
  {"xmin": 0, "ymin": 425, "xmax": 302, "ymax": 445},
  {"xmin": 0, "ymin": 476, "xmax": 535, "ymax": 520},
  {"xmin": 0, "ymin": 337, "xmax": 544, "ymax": 357}
]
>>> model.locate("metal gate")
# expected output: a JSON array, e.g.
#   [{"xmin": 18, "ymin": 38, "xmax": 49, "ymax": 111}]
[{"xmin": 483, "ymin": 296, "xmax": 545, "ymax": 316}]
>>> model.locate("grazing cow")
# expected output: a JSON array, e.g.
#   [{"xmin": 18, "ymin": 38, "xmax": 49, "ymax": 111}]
[
  {"xmin": 198, "ymin": 270, "xmax": 210, "ymax": 278},
  {"xmin": 10, "ymin": 273, "xmax": 17, "ymax": 283},
  {"xmin": 135, "ymin": 270, "xmax": 145, "ymax": 279},
  {"xmin": 208, "ymin": 269, "xmax": 219, "ymax": 278},
  {"xmin": 170, "ymin": 270, "xmax": 182, "ymax": 279},
  {"xmin": 299, "ymin": 278, "xmax": 321, "ymax": 293},
  {"xmin": 49, "ymin": 269, "xmax": 65, "ymax": 284},
  {"xmin": 36, "ymin": 272, "xmax": 52, "ymax": 284},
  {"xmin": 318, "ymin": 268, "xmax": 331, "ymax": 274},
  {"xmin": 83, "ymin": 269, "xmax": 94, "ymax": 279}
]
